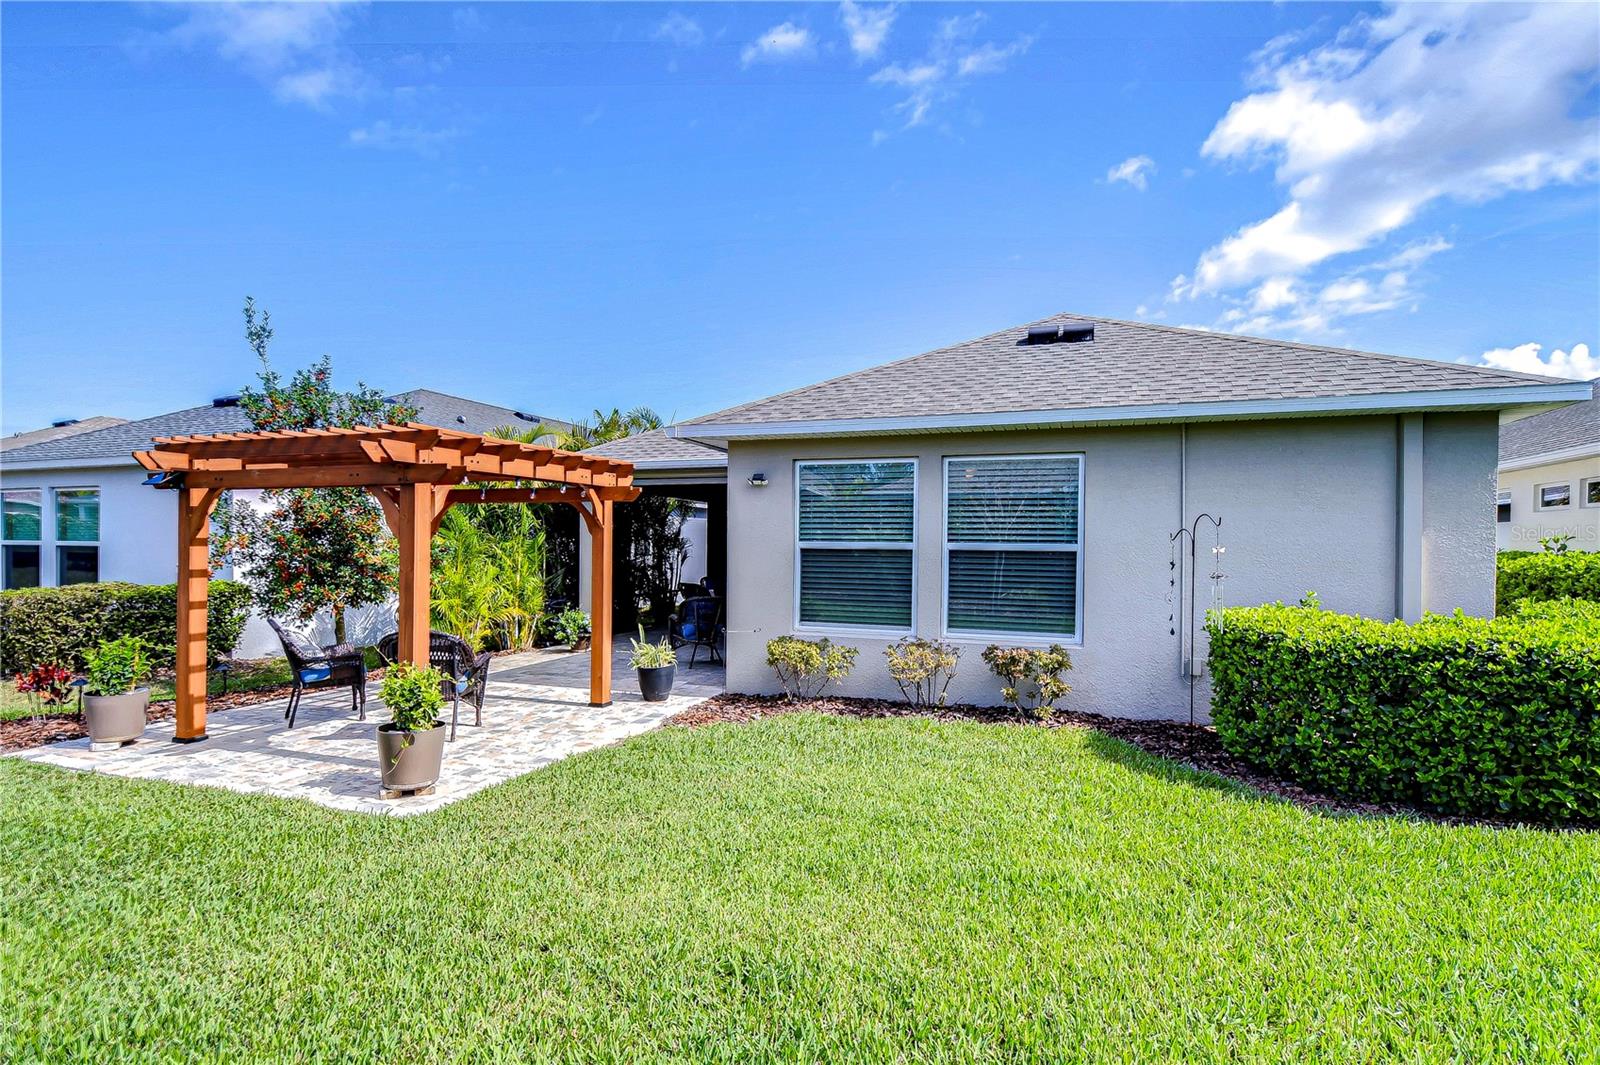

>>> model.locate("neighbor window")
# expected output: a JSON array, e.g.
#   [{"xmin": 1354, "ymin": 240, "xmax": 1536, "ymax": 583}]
[
  {"xmin": 795, "ymin": 460, "xmax": 916, "ymax": 630},
  {"xmin": 1496, "ymin": 489, "xmax": 1511, "ymax": 524},
  {"xmin": 1585, "ymin": 478, "xmax": 1600, "ymax": 507},
  {"xmin": 944, "ymin": 454, "xmax": 1082, "ymax": 641},
  {"xmin": 1537, "ymin": 483, "xmax": 1572, "ymax": 510},
  {"xmin": 2, "ymin": 489, "xmax": 42, "ymax": 589},
  {"xmin": 53, "ymin": 488, "xmax": 99, "ymax": 585}
]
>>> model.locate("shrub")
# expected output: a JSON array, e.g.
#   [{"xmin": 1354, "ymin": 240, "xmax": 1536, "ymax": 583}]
[
  {"xmin": 1206, "ymin": 599, "xmax": 1600, "ymax": 823},
  {"xmin": 84, "ymin": 636, "xmax": 152, "ymax": 697},
  {"xmin": 766, "ymin": 636, "xmax": 858, "ymax": 700},
  {"xmin": 1496, "ymin": 550, "xmax": 1600, "ymax": 614},
  {"xmin": 627, "ymin": 625, "xmax": 676, "ymax": 669},
  {"xmin": 884, "ymin": 637, "xmax": 960, "ymax": 709},
  {"xmin": 982, "ymin": 644, "xmax": 1073, "ymax": 719},
  {"xmin": 0, "ymin": 581, "xmax": 252, "ymax": 674},
  {"xmin": 542, "ymin": 608, "xmax": 591, "ymax": 647},
  {"xmin": 378, "ymin": 661, "xmax": 446, "ymax": 733}
]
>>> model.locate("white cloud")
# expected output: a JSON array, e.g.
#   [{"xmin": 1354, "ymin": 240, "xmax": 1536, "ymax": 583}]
[
  {"xmin": 1105, "ymin": 155, "xmax": 1155, "ymax": 190},
  {"xmin": 166, "ymin": 2, "xmax": 371, "ymax": 110},
  {"xmin": 839, "ymin": 1, "xmax": 897, "ymax": 61},
  {"xmin": 348, "ymin": 120, "xmax": 462, "ymax": 158},
  {"xmin": 1478, "ymin": 342, "xmax": 1598, "ymax": 380},
  {"xmin": 654, "ymin": 12, "xmax": 704, "ymax": 49},
  {"xmin": 868, "ymin": 13, "xmax": 1033, "ymax": 137},
  {"xmin": 741, "ymin": 22, "xmax": 816, "ymax": 67},
  {"xmin": 1174, "ymin": 3, "xmax": 1599, "ymax": 325}
]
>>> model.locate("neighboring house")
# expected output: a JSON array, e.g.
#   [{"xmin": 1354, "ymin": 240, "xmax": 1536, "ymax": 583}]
[
  {"xmin": 2, "ymin": 416, "xmax": 128, "ymax": 452},
  {"xmin": 596, "ymin": 313, "xmax": 1588, "ymax": 720},
  {"xmin": 0, "ymin": 389, "xmax": 564, "ymax": 656},
  {"xmin": 1495, "ymin": 379, "xmax": 1599, "ymax": 551}
]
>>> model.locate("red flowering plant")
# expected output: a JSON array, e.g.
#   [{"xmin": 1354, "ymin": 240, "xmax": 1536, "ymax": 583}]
[
  {"xmin": 15, "ymin": 663, "xmax": 75, "ymax": 722},
  {"xmin": 211, "ymin": 298, "xmax": 418, "ymax": 644}
]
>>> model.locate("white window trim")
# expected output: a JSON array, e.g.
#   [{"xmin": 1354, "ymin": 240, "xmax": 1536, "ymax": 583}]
[
  {"xmin": 792, "ymin": 457, "xmax": 918, "ymax": 637},
  {"xmin": 52, "ymin": 486, "xmax": 102, "ymax": 585},
  {"xmin": 1, "ymin": 487, "xmax": 45, "ymax": 590},
  {"xmin": 1582, "ymin": 477, "xmax": 1600, "ymax": 509},
  {"xmin": 940, "ymin": 453, "xmax": 1085, "ymax": 646},
  {"xmin": 1535, "ymin": 481, "xmax": 1573, "ymax": 511}
]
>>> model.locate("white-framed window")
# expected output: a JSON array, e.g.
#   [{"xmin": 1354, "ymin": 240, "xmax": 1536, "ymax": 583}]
[
  {"xmin": 794, "ymin": 459, "xmax": 917, "ymax": 633},
  {"xmin": 1496, "ymin": 489, "xmax": 1512, "ymax": 524},
  {"xmin": 943, "ymin": 454, "xmax": 1083, "ymax": 643},
  {"xmin": 53, "ymin": 487, "xmax": 100, "ymax": 585},
  {"xmin": 1536, "ymin": 482, "xmax": 1572, "ymax": 511},
  {"xmin": 2, "ymin": 488, "xmax": 43, "ymax": 589},
  {"xmin": 1583, "ymin": 478, "xmax": 1600, "ymax": 508}
]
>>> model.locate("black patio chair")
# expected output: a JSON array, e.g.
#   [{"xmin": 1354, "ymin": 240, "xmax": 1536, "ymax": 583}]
[
  {"xmin": 268, "ymin": 618, "xmax": 367, "ymax": 729},
  {"xmin": 376, "ymin": 630, "xmax": 492, "ymax": 742},
  {"xmin": 668, "ymin": 596, "xmax": 724, "ymax": 667}
]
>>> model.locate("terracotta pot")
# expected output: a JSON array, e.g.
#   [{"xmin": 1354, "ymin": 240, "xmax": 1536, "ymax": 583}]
[
  {"xmin": 570, "ymin": 635, "xmax": 592, "ymax": 652},
  {"xmin": 83, "ymin": 688, "xmax": 149, "ymax": 746},
  {"xmin": 637, "ymin": 664, "xmax": 675, "ymax": 702},
  {"xmin": 377, "ymin": 721, "xmax": 446, "ymax": 792}
]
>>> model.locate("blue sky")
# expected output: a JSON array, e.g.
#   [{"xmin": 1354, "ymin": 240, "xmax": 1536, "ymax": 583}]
[{"xmin": 3, "ymin": 1, "xmax": 1597, "ymax": 433}]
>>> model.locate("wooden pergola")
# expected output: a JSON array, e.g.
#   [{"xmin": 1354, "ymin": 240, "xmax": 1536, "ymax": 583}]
[{"xmin": 133, "ymin": 423, "xmax": 638, "ymax": 742}]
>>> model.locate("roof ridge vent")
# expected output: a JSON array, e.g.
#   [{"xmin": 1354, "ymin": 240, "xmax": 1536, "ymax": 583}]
[
  {"xmin": 213, "ymin": 395, "xmax": 241, "ymax": 408},
  {"xmin": 1025, "ymin": 321, "xmax": 1095, "ymax": 345}
]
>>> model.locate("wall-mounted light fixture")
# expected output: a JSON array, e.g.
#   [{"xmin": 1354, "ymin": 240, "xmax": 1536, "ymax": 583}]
[{"xmin": 747, "ymin": 472, "xmax": 769, "ymax": 487}]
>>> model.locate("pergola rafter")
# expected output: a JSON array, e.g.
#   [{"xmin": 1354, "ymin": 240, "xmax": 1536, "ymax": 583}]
[{"xmin": 134, "ymin": 423, "xmax": 637, "ymax": 742}]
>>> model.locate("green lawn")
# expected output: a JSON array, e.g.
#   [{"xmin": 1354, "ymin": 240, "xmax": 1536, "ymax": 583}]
[{"xmin": 3, "ymin": 715, "xmax": 1595, "ymax": 1062}]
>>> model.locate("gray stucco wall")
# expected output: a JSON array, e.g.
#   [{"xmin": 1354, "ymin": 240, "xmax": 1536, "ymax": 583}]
[{"xmin": 722, "ymin": 412, "xmax": 1498, "ymax": 720}]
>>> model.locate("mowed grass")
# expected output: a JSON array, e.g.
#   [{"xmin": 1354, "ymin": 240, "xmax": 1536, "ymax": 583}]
[{"xmin": 3, "ymin": 716, "xmax": 1596, "ymax": 1063}]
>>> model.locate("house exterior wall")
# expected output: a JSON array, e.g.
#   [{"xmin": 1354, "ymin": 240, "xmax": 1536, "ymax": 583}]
[
  {"xmin": 1495, "ymin": 454, "xmax": 1600, "ymax": 553},
  {"xmin": 722, "ymin": 412, "xmax": 1498, "ymax": 721},
  {"xmin": 0, "ymin": 465, "xmax": 176, "ymax": 587}
]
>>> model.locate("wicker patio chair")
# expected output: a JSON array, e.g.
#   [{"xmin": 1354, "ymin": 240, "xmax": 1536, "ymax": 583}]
[
  {"xmin": 668, "ymin": 596, "xmax": 724, "ymax": 667},
  {"xmin": 376, "ymin": 630, "xmax": 492, "ymax": 741},
  {"xmin": 267, "ymin": 618, "xmax": 367, "ymax": 729}
]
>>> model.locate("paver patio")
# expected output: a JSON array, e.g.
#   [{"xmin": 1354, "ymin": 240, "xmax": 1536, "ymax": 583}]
[{"xmin": 12, "ymin": 641, "xmax": 723, "ymax": 816}]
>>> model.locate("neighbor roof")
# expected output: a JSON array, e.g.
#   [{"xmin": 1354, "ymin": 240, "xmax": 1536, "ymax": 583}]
[
  {"xmin": 585, "ymin": 429, "xmax": 727, "ymax": 470},
  {"xmin": 1499, "ymin": 378, "xmax": 1599, "ymax": 466},
  {"xmin": 673, "ymin": 314, "xmax": 1586, "ymax": 439},
  {"xmin": 1, "ymin": 416, "xmax": 127, "ymax": 452},
  {"xmin": 1, "ymin": 390, "xmax": 562, "ymax": 467}
]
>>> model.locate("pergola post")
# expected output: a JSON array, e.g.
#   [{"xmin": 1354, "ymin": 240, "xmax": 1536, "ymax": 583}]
[
  {"xmin": 174, "ymin": 486, "xmax": 219, "ymax": 742},
  {"xmin": 589, "ymin": 497, "xmax": 613, "ymax": 707},
  {"xmin": 396, "ymin": 483, "xmax": 433, "ymax": 666}
]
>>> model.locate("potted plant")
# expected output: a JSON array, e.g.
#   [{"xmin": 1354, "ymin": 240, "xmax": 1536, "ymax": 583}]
[
  {"xmin": 376, "ymin": 661, "xmax": 448, "ymax": 795},
  {"xmin": 81, "ymin": 636, "xmax": 152, "ymax": 748},
  {"xmin": 628, "ymin": 625, "xmax": 677, "ymax": 702},
  {"xmin": 548, "ymin": 607, "xmax": 592, "ymax": 652}
]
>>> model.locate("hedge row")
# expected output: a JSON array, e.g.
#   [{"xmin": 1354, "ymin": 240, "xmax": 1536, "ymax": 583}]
[
  {"xmin": 1207, "ymin": 599, "xmax": 1600, "ymax": 824},
  {"xmin": 1496, "ymin": 550, "xmax": 1600, "ymax": 614},
  {"xmin": 0, "ymin": 581, "xmax": 252, "ymax": 674}
]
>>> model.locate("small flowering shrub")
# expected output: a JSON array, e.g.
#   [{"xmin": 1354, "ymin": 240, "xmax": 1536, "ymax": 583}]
[
  {"xmin": 766, "ymin": 636, "xmax": 858, "ymax": 700},
  {"xmin": 543, "ymin": 608, "xmax": 592, "ymax": 647},
  {"xmin": 884, "ymin": 638, "xmax": 960, "ymax": 709},
  {"xmin": 16, "ymin": 662, "xmax": 75, "ymax": 720},
  {"xmin": 981, "ymin": 645, "xmax": 1073, "ymax": 719}
]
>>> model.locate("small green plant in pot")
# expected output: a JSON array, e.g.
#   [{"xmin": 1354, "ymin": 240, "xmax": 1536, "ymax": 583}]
[
  {"xmin": 546, "ymin": 608, "xmax": 592, "ymax": 651},
  {"xmin": 375, "ymin": 661, "xmax": 448, "ymax": 795},
  {"xmin": 628, "ymin": 625, "xmax": 677, "ymax": 702},
  {"xmin": 82, "ymin": 636, "xmax": 152, "ymax": 748}
]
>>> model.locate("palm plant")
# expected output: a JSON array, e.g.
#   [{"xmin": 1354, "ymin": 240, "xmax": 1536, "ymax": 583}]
[{"xmin": 431, "ymin": 510, "xmax": 508, "ymax": 651}]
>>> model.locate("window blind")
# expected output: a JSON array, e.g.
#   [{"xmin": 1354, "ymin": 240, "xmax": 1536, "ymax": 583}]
[{"xmin": 797, "ymin": 461, "xmax": 914, "ymax": 630}]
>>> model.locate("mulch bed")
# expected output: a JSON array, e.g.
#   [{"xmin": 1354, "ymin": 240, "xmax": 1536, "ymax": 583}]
[
  {"xmin": 667, "ymin": 693, "xmax": 1542, "ymax": 829},
  {"xmin": 0, "ymin": 684, "xmax": 307, "ymax": 752}
]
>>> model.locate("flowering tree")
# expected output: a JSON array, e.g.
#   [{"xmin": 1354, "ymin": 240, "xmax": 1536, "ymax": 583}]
[{"xmin": 213, "ymin": 299, "xmax": 417, "ymax": 645}]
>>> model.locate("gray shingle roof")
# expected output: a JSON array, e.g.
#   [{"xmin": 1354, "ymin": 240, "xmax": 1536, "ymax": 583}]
[
  {"xmin": 678, "ymin": 313, "xmax": 1571, "ymax": 429},
  {"xmin": 585, "ymin": 428, "xmax": 726, "ymax": 469},
  {"xmin": 1499, "ymin": 379, "xmax": 1599, "ymax": 464},
  {"xmin": 1, "ymin": 390, "xmax": 563, "ymax": 466},
  {"xmin": 1, "ymin": 416, "xmax": 128, "ymax": 452}
]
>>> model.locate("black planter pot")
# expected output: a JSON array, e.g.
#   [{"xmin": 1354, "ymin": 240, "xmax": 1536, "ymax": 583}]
[{"xmin": 637, "ymin": 664, "xmax": 675, "ymax": 702}]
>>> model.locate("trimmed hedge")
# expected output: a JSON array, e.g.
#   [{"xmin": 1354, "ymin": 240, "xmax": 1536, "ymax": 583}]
[
  {"xmin": 1496, "ymin": 550, "xmax": 1600, "ymax": 614},
  {"xmin": 0, "ymin": 581, "xmax": 252, "ymax": 674},
  {"xmin": 1207, "ymin": 599, "xmax": 1600, "ymax": 824}
]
